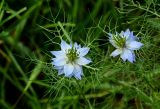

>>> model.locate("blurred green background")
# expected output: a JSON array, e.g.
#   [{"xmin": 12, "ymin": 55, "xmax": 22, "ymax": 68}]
[{"xmin": 1, "ymin": 0, "xmax": 160, "ymax": 109}]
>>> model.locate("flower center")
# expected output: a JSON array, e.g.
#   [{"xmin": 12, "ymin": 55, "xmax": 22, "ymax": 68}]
[
  {"xmin": 113, "ymin": 34, "xmax": 126, "ymax": 48},
  {"xmin": 66, "ymin": 48, "xmax": 79, "ymax": 63}
]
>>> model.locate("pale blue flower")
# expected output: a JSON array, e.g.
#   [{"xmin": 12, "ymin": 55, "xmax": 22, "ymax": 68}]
[
  {"xmin": 51, "ymin": 40, "xmax": 91, "ymax": 79},
  {"xmin": 109, "ymin": 29, "xmax": 143, "ymax": 63}
]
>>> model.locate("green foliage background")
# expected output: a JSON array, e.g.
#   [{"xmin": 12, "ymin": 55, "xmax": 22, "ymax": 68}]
[{"xmin": 0, "ymin": 0, "xmax": 160, "ymax": 109}]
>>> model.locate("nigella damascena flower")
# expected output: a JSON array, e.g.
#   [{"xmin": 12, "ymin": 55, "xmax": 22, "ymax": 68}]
[
  {"xmin": 51, "ymin": 40, "xmax": 91, "ymax": 79},
  {"xmin": 109, "ymin": 29, "xmax": 143, "ymax": 63}
]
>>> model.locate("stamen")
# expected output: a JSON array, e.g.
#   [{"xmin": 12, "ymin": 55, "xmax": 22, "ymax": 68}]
[
  {"xmin": 66, "ymin": 47, "xmax": 79, "ymax": 63},
  {"xmin": 113, "ymin": 34, "xmax": 126, "ymax": 48}
]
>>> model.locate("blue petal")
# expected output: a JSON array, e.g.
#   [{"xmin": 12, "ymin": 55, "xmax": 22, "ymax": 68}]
[
  {"xmin": 51, "ymin": 51, "xmax": 65, "ymax": 57},
  {"xmin": 52, "ymin": 57, "xmax": 66, "ymax": 66},
  {"xmin": 123, "ymin": 29, "xmax": 130, "ymax": 39},
  {"xmin": 78, "ymin": 47, "xmax": 90, "ymax": 56},
  {"xmin": 109, "ymin": 39, "xmax": 119, "ymax": 48},
  {"xmin": 127, "ymin": 41, "xmax": 143, "ymax": 50},
  {"xmin": 110, "ymin": 49, "xmax": 122, "ymax": 57},
  {"xmin": 108, "ymin": 33, "xmax": 118, "ymax": 48},
  {"xmin": 54, "ymin": 66, "xmax": 63, "ymax": 70},
  {"xmin": 74, "ymin": 42, "xmax": 78, "ymax": 48},
  {"xmin": 108, "ymin": 33, "xmax": 113, "ymax": 37},
  {"xmin": 64, "ymin": 64, "xmax": 74, "ymax": 77},
  {"xmin": 121, "ymin": 49, "xmax": 135, "ymax": 63},
  {"xmin": 58, "ymin": 68, "xmax": 64, "ymax": 75},
  {"xmin": 128, "ymin": 31, "xmax": 137, "ymax": 41},
  {"xmin": 73, "ymin": 65, "xmax": 83, "ymax": 80},
  {"xmin": 61, "ymin": 40, "xmax": 71, "ymax": 50},
  {"xmin": 120, "ymin": 49, "xmax": 135, "ymax": 63},
  {"xmin": 74, "ymin": 42, "xmax": 81, "ymax": 49},
  {"xmin": 76, "ymin": 57, "xmax": 91, "ymax": 65},
  {"xmin": 54, "ymin": 66, "xmax": 64, "ymax": 75},
  {"xmin": 132, "ymin": 52, "xmax": 136, "ymax": 62},
  {"xmin": 120, "ymin": 31, "xmax": 124, "ymax": 37}
]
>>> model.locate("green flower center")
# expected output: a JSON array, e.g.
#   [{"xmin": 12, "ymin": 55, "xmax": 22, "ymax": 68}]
[
  {"xmin": 66, "ymin": 48, "xmax": 79, "ymax": 63},
  {"xmin": 113, "ymin": 34, "xmax": 126, "ymax": 48}
]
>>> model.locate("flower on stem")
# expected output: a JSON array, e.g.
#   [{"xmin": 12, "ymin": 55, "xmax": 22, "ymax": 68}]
[
  {"xmin": 51, "ymin": 40, "xmax": 91, "ymax": 79},
  {"xmin": 109, "ymin": 29, "xmax": 143, "ymax": 63}
]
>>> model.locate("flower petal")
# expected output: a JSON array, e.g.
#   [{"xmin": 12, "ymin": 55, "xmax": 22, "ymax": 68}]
[
  {"xmin": 51, "ymin": 51, "xmax": 65, "ymax": 57},
  {"xmin": 74, "ymin": 42, "xmax": 81, "ymax": 49},
  {"xmin": 128, "ymin": 31, "xmax": 137, "ymax": 41},
  {"xmin": 127, "ymin": 41, "xmax": 143, "ymax": 50},
  {"xmin": 108, "ymin": 32, "xmax": 120, "ymax": 48},
  {"xmin": 110, "ymin": 49, "xmax": 122, "ymax": 57},
  {"xmin": 78, "ymin": 47, "xmax": 90, "ymax": 56},
  {"xmin": 76, "ymin": 57, "xmax": 91, "ymax": 65},
  {"xmin": 52, "ymin": 57, "xmax": 66, "ymax": 66},
  {"xmin": 128, "ymin": 51, "xmax": 135, "ymax": 63},
  {"xmin": 73, "ymin": 65, "xmax": 83, "ymax": 80},
  {"xmin": 54, "ymin": 66, "xmax": 64, "ymax": 75},
  {"xmin": 74, "ymin": 42, "xmax": 78, "ymax": 48},
  {"xmin": 123, "ymin": 29, "xmax": 130, "ymax": 39},
  {"xmin": 120, "ymin": 31, "xmax": 124, "ymax": 37},
  {"xmin": 54, "ymin": 66, "xmax": 63, "ymax": 70},
  {"xmin": 109, "ymin": 39, "xmax": 119, "ymax": 48},
  {"xmin": 108, "ymin": 33, "xmax": 113, "ymax": 37},
  {"xmin": 58, "ymin": 68, "xmax": 64, "ymax": 75},
  {"xmin": 119, "ymin": 29, "xmax": 130, "ymax": 39},
  {"xmin": 120, "ymin": 49, "xmax": 135, "ymax": 63},
  {"xmin": 61, "ymin": 40, "xmax": 71, "ymax": 51},
  {"xmin": 64, "ymin": 63, "xmax": 74, "ymax": 77}
]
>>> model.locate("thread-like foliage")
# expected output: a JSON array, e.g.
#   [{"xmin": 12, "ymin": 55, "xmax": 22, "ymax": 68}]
[{"xmin": 0, "ymin": 0, "xmax": 160, "ymax": 109}]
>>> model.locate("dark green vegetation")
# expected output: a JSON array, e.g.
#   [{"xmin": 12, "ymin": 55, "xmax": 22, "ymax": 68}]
[{"xmin": 1, "ymin": 0, "xmax": 160, "ymax": 109}]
